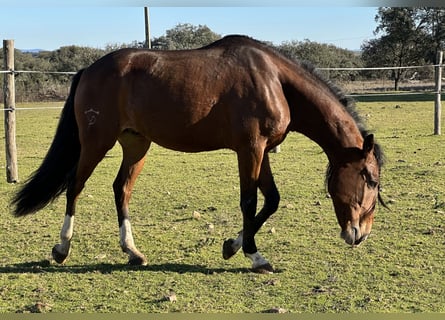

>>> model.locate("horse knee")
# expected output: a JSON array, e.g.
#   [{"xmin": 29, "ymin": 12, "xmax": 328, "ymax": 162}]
[
  {"xmin": 266, "ymin": 189, "xmax": 280, "ymax": 213},
  {"xmin": 240, "ymin": 194, "xmax": 257, "ymax": 216}
]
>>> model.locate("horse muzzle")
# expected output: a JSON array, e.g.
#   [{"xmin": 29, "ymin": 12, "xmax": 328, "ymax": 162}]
[{"xmin": 341, "ymin": 225, "xmax": 369, "ymax": 246}]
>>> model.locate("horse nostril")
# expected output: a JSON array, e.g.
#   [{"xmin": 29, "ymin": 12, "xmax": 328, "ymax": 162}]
[
  {"xmin": 352, "ymin": 226, "xmax": 362, "ymax": 243},
  {"xmin": 352, "ymin": 226, "xmax": 359, "ymax": 238}
]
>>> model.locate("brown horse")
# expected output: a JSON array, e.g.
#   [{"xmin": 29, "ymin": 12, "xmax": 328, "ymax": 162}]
[{"xmin": 12, "ymin": 35, "xmax": 384, "ymax": 274}]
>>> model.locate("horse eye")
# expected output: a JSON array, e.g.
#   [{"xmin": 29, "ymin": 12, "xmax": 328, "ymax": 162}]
[
  {"xmin": 367, "ymin": 180, "xmax": 378, "ymax": 189},
  {"xmin": 361, "ymin": 169, "xmax": 378, "ymax": 189}
]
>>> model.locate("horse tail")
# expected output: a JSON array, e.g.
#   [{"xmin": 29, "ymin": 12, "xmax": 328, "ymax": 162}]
[{"xmin": 12, "ymin": 69, "xmax": 85, "ymax": 217}]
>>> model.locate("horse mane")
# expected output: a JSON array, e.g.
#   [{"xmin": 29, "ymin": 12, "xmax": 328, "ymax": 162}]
[
  {"xmin": 298, "ymin": 63, "xmax": 367, "ymax": 133},
  {"xmin": 300, "ymin": 63, "xmax": 386, "ymax": 166}
]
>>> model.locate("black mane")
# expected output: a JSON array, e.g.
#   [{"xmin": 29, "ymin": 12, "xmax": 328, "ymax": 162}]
[
  {"xmin": 299, "ymin": 63, "xmax": 368, "ymax": 136},
  {"xmin": 299, "ymin": 62, "xmax": 385, "ymax": 165}
]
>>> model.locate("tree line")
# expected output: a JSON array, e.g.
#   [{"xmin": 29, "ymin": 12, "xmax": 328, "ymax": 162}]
[{"xmin": 1, "ymin": 7, "xmax": 444, "ymax": 102}]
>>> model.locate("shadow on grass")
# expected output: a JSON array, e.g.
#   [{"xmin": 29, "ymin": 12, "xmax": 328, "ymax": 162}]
[{"xmin": 0, "ymin": 260, "xmax": 283, "ymax": 275}]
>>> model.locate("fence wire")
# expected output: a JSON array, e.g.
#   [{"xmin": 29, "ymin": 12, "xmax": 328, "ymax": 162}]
[
  {"xmin": 1, "ymin": 63, "xmax": 442, "ymax": 112},
  {"xmin": 0, "ymin": 70, "xmax": 76, "ymax": 75},
  {"xmin": 317, "ymin": 64, "xmax": 440, "ymax": 71}
]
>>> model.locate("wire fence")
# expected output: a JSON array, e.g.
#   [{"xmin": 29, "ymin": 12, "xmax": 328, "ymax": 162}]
[
  {"xmin": 317, "ymin": 64, "xmax": 440, "ymax": 71},
  {"xmin": 0, "ymin": 68, "xmax": 73, "ymax": 110},
  {"xmin": 0, "ymin": 63, "xmax": 443, "ymax": 112},
  {"xmin": 0, "ymin": 70, "xmax": 76, "ymax": 75}
]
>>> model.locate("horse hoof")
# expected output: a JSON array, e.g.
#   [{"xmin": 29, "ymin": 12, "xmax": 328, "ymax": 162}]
[
  {"xmin": 128, "ymin": 255, "xmax": 148, "ymax": 266},
  {"xmin": 251, "ymin": 263, "xmax": 274, "ymax": 274},
  {"xmin": 222, "ymin": 239, "xmax": 237, "ymax": 260},
  {"xmin": 51, "ymin": 246, "xmax": 68, "ymax": 264}
]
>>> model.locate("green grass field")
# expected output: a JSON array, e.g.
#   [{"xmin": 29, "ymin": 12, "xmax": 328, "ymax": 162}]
[{"xmin": 0, "ymin": 99, "xmax": 444, "ymax": 313}]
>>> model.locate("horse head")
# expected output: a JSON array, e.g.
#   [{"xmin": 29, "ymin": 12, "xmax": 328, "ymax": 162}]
[{"xmin": 326, "ymin": 134, "xmax": 383, "ymax": 246}]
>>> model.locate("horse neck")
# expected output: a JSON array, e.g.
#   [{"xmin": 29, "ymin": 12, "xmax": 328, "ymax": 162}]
[{"xmin": 283, "ymin": 72, "xmax": 364, "ymax": 165}]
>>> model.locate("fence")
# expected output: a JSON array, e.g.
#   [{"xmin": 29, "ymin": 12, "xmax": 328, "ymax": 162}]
[{"xmin": 1, "ymin": 39, "xmax": 443, "ymax": 182}]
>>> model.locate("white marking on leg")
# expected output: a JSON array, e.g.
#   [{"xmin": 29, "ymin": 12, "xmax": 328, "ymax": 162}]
[
  {"xmin": 245, "ymin": 251, "xmax": 269, "ymax": 269},
  {"xmin": 119, "ymin": 218, "xmax": 136, "ymax": 252},
  {"xmin": 119, "ymin": 218, "xmax": 147, "ymax": 265},
  {"xmin": 59, "ymin": 215, "xmax": 74, "ymax": 256}
]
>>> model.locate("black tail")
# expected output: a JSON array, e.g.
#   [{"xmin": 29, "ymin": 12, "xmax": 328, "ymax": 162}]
[{"xmin": 12, "ymin": 69, "xmax": 85, "ymax": 216}]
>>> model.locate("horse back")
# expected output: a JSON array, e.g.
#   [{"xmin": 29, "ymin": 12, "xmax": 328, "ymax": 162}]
[{"xmin": 74, "ymin": 38, "xmax": 291, "ymax": 152}]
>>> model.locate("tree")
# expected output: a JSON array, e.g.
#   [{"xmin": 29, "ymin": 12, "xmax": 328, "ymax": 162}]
[
  {"xmin": 417, "ymin": 8, "xmax": 445, "ymax": 62},
  {"xmin": 151, "ymin": 23, "xmax": 221, "ymax": 50},
  {"xmin": 277, "ymin": 40, "xmax": 363, "ymax": 81},
  {"xmin": 361, "ymin": 7, "xmax": 437, "ymax": 90},
  {"xmin": 1, "ymin": 46, "xmax": 106, "ymax": 102},
  {"xmin": 104, "ymin": 40, "xmax": 145, "ymax": 53},
  {"xmin": 49, "ymin": 46, "xmax": 104, "ymax": 72}
]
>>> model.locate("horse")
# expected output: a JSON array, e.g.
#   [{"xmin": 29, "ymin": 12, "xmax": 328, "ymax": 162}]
[{"xmin": 12, "ymin": 35, "xmax": 384, "ymax": 274}]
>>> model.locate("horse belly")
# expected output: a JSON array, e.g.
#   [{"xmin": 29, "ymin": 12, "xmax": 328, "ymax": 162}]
[
  {"xmin": 149, "ymin": 127, "xmax": 229, "ymax": 153},
  {"xmin": 130, "ymin": 107, "xmax": 231, "ymax": 153}
]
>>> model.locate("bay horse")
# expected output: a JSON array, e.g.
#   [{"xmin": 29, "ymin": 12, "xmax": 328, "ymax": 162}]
[{"xmin": 12, "ymin": 35, "xmax": 384, "ymax": 274}]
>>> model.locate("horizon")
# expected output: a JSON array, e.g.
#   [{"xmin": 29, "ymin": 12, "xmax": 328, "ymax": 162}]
[{"xmin": 16, "ymin": 38, "xmax": 365, "ymax": 54}]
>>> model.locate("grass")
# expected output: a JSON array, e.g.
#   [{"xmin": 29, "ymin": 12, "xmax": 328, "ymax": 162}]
[{"xmin": 0, "ymin": 99, "xmax": 444, "ymax": 313}]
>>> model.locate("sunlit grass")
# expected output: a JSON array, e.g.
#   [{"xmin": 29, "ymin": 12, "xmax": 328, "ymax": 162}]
[{"xmin": 0, "ymin": 100, "xmax": 444, "ymax": 313}]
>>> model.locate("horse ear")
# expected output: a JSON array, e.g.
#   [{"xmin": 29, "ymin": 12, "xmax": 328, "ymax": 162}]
[{"xmin": 363, "ymin": 134, "xmax": 374, "ymax": 155}]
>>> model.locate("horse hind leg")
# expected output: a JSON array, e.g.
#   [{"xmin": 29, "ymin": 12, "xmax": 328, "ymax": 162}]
[
  {"xmin": 52, "ymin": 146, "xmax": 111, "ymax": 264},
  {"xmin": 113, "ymin": 130, "xmax": 151, "ymax": 266}
]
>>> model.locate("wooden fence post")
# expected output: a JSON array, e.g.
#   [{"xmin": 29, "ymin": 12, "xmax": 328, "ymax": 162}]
[
  {"xmin": 434, "ymin": 51, "xmax": 442, "ymax": 136},
  {"xmin": 3, "ymin": 39, "xmax": 19, "ymax": 183},
  {"xmin": 144, "ymin": 7, "xmax": 151, "ymax": 49}
]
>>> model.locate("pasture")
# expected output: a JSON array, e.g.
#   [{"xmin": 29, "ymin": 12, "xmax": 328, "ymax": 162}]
[{"xmin": 0, "ymin": 98, "xmax": 444, "ymax": 313}]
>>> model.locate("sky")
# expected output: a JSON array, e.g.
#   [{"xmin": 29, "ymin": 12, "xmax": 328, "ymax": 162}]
[
  {"xmin": 0, "ymin": 6, "xmax": 380, "ymax": 52},
  {"xmin": 2, "ymin": 0, "xmax": 443, "ymax": 51}
]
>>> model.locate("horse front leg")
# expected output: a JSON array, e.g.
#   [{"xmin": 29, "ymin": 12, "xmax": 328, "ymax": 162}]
[
  {"xmin": 117, "ymin": 211, "xmax": 147, "ymax": 266},
  {"xmin": 223, "ymin": 148, "xmax": 276, "ymax": 273}
]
